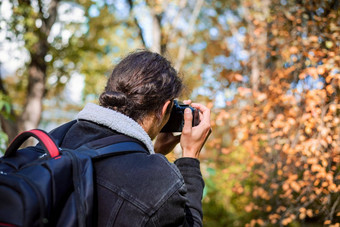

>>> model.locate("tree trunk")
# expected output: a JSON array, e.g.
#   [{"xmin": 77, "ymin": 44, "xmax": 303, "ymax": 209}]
[
  {"xmin": 244, "ymin": 0, "xmax": 270, "ymax": 92},
  {"xmin": 150, "ymin": 11, "xmax": 162, "ymax": 54},
  {"xmin": 17, "ymin": 55, "xmax": 46, "ymax": 133},
  {"xmin": 0, "ymin": 0, "xmax": 60, "ymax": 144}
]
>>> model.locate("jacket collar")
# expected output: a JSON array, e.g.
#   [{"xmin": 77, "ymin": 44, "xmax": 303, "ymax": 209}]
[{"xmin": 77, "ymin": 103, "xmax": 154, "ymax": 154}]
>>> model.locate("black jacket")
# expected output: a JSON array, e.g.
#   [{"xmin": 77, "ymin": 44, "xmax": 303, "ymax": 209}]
[{"xmin": 60, "ymin": 119, "xmax": 204, "ymax": 226}]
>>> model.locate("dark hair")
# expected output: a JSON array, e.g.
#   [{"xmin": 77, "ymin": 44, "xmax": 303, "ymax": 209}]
[{"xmin": 99, "ymin": 50, "xmax": 183, "ymax": 122}]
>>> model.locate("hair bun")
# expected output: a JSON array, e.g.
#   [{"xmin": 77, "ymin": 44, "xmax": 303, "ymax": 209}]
[{"xmin": 99, "ymin": 91, "xmax": 128, "ymax": 108}]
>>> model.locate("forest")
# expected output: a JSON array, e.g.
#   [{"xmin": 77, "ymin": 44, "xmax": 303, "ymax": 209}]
[{"xmin": 0, "ymin": 0, "xmax": 339, "ymax": 226}]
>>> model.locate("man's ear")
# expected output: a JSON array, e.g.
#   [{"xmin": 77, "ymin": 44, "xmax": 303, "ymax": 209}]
[{"xmin": 161, "ymin": 100, "xmax": 172, "ymax": 117}]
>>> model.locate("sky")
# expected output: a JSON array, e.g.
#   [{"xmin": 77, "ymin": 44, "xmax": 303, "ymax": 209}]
[{"xmin": 0, "ymin": 0, "xmax": 27, "ymax": 77}]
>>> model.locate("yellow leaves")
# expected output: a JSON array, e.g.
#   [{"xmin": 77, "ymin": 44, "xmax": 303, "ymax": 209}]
[
  {"xmin": 325, "ymin": 41, "xmax": 334, "ymax": 49},
  {"xmin": 305, "ymin": 127, "xmax": 312, "ymax": 135}
]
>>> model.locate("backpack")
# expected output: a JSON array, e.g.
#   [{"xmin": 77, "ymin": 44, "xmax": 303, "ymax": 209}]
[{"xmin": 0, "ymin": 120, "xmax": 147, "ymax": 227}]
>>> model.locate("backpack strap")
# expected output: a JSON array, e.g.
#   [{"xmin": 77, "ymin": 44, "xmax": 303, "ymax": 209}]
[
  {"xmin": 49, "ymin": 120, "xmax": 149, "ymax": 158},
  {"xmin": 74, "ymin": 134, "xmax": 148, "ymax": 159}
]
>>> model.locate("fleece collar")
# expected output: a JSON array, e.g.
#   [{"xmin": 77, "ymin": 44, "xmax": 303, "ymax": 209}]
[{"xmin": 77, "ymin": 103, "xmax": 154, "ymax": 154}]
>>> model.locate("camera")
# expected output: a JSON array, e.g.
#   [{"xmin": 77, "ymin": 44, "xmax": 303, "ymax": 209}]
[{"xmin": 161, "ymin": 100, "xmax": 200, "ymax": 132}]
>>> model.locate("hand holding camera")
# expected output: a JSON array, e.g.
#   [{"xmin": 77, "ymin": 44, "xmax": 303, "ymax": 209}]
[
  {"xmin": 160, "ymin": 100, "xmax": 200, "ymax": 132},
  {"xmin": 180, "ymin": 102, "xmax": 211, "ymax": 159},
  {"xmin": 155, "ymin": 100, "xmax": 211, "ymax": 158}
]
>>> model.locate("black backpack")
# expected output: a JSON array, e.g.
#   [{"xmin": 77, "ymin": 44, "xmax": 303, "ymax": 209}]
[{"xmin": 0, "ymin": 120, "xmax": 147, "ymax": 227}]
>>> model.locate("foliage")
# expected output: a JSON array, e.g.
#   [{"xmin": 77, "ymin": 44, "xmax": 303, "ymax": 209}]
[{"xmin": 201, "ymin": 0, "xmax": 340, "ymax": 226}]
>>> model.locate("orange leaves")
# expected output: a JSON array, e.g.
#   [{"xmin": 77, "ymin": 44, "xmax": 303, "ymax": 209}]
[
  {"xmin": 309, "ymin": 35, "xmax": 319, "ymax": 42},
  {"xmin": 269, "ymin": 213, "xmax": 280, "ymax": 224},
  {"xmin": 234, "ymin": 73, "xmax": 243, "ymax": 82},
  {"xmin": 252, "ymin": 187, "xmax": 270, "ymax": 200},
  {"xmin": 237, "ymin": 87, "xmax": 252, "ymax": 97},
  {"xmin": 289, "ymin": 46, "xmax": 299, "ymax": 54},
  {"xmin": 326, "ymin": 84, "xmax": 335, "ymax": 95},
  {"xmin": 282, "ymin": 214, "xmax": 296, "ymax": 226}
]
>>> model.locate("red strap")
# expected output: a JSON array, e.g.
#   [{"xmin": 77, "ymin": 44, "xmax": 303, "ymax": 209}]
[
  {"xmin": 5, "ymin": 129, "xmax": 60, "ymax": 158},
  {"xmin": 29, "ymin": 129, "xmax": 60, "ymax": 158}
]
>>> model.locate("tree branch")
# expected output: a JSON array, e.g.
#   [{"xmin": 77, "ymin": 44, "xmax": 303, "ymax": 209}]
[
  {"xmin": 127, "ymin": 0, "xmax": 146, "ymax": 48},
  {"xmin": 162, "ymin": 0, "xmax": 188, "ymax": 54},
  {"xmin": 149, "ymin": 9, "xmax": 162, "ymax": 53},
  {"xmin": 174, "ymin": 0, "xmax": 204, "ymax": 71},
  {"xmin": 44, "ymin": 0, "xmax": 59, "ymax": 35}
]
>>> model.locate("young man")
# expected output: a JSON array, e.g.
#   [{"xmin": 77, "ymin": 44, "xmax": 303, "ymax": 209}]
[{"xmin": 60, "ymin": 50, "xmax": 211, "ymax": 226}]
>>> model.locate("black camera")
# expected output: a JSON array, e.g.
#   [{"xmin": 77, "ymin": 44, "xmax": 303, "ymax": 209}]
[{"xmin": 161, "ymin": 100, "xmax": 200, "ymax": 132}]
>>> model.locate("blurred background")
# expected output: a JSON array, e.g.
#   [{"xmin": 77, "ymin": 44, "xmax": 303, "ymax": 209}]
[{"xmin": 0, "ymin": 0, "xmax": 339, "ymax": 226}]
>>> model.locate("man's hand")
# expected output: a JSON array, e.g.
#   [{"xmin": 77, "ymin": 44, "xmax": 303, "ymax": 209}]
[{"xmin": 180, "ymin": 103, "xmax": 211, "ymax": 159}]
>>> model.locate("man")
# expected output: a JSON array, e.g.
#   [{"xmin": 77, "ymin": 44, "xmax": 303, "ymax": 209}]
[{"xmin": 60, "ymin": 50, "xmax": 211, "ymax": 226}]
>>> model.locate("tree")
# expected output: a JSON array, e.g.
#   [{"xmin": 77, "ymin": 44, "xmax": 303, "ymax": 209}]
[
  {"xmin": 0, "ymin": 0, "xmax": 141, "ymax": 142},
  {"xmin": 0, "ymin": 0, "xmax": 78, "ymax": 142}
]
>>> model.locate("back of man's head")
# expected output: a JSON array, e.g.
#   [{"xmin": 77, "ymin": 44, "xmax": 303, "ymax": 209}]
[{"xmin": 99, "ymin": 50, "xmax": 183, "ymax": 122}]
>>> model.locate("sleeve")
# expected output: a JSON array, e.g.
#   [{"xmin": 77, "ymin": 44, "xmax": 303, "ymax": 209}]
[
  {"xmin": 175, "ymin": 158, "xmax": 205, "ymax": 226},
  {"xmin": 145, "ymin": 158, "xmax": 204, "ymax": 227}
]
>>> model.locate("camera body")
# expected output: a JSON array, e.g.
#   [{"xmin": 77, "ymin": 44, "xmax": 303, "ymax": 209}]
[{"xmin": 161, "ymin": 100, "xmax": 200, "ymax": 132}]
